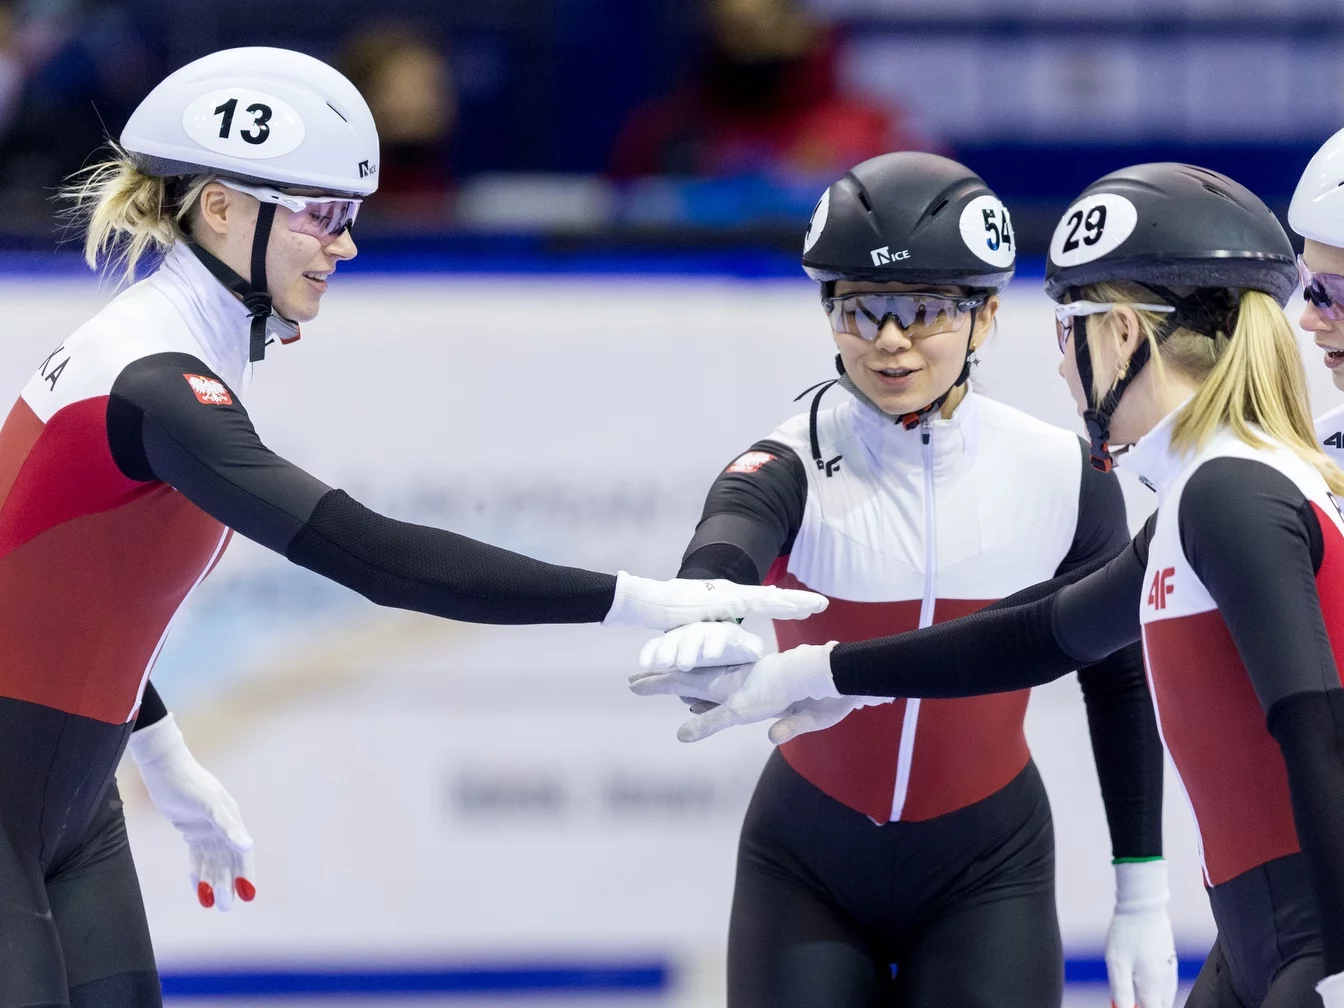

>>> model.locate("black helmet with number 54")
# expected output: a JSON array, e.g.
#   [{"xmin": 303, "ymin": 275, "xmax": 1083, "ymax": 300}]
[{"xmin": 802, "ymin": 151, "xmax": 1015, "ymax": 292}]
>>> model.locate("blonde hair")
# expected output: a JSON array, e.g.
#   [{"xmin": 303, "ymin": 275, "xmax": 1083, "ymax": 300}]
[
  {"xmin": 1082, "ymin": 280, "xmax": 1344, "ymax": 495},
  {"xmin": 61, "ymin": 144, "xmax": 213, "ymax": 283}
]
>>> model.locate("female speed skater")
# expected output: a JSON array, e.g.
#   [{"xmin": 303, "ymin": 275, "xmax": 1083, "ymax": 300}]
[
  {"xmin": 634, "ymin": 152, "xmax": 1172, "ymax": 1008},
  {"xmin": 0, "ymin": 46, "xmax": 823, "ymax": 1008}
]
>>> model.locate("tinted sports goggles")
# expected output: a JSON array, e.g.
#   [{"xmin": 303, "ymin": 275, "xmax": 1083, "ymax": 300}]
[
  {"xmin": 822, "ymin": 291, "xmax": 986, "ymax": 342},
  {"xmin": 1298, "ymin": 255, "xmax": 1344, "ymax": 322},
  {"xmin": 217, "ymin": 178, "xmax": 361, "ymax": 240},
  {"xmin": 1053, "ymin": 299, "xmax": 1175, "ymax": 352}
]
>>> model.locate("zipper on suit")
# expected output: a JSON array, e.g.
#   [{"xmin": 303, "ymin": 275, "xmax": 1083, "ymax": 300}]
[{"xmin": 891, "ymin": 417, "xmax": 937, "ymax": 821}]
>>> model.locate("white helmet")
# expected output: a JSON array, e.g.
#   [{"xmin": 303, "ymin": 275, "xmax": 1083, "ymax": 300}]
[
  {"xmin": 121, "ymin": 46, "xmax": 378, "ymax": 197},
  {"xmin": 1290, "ymin": 126, "xmax": 1344, "ymax": 247}
]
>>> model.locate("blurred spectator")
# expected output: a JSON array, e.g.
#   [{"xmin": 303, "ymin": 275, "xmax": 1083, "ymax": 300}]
[
  {"xmin": 339, "ymin": 23, "xmax": 455, "ymax": 221},
  {"xmin": 0, "ymin": 0, "xmax": 160, "ymax": 228},
  {"xmin": 610, "ymin": 0, "xmax": 930, "ymax": 181}
]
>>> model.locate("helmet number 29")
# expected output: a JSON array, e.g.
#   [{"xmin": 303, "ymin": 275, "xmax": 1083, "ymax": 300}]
[
  {"xmin": 1050, "ymin": 194, "xmax": 1139, "ymax": 267},
  {"xmin": 1062, "ymin": 205, "xmax": 1107, "ymax": 253},
  {"xmin": 213, "ymin": 98, "xmax": 272, "ymax": 145}
]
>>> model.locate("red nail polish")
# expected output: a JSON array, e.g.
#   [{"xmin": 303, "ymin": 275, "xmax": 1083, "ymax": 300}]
[
  {"xmin": 235, "ymin": 877, "xmax": 256, "ymax": 902},
  {"xmin": 198, "ymin": 881, "xmax": 215, "ymax": 908}
]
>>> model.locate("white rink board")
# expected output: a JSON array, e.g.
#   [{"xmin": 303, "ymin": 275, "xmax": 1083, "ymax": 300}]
[{"xmin": 0, "ymin": 271, "xmax": 1336, "ymax": 971}]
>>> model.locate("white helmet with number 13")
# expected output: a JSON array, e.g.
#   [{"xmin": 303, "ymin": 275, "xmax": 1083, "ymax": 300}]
[{"xmin": 121, "ymin": 46, "xmax": 379, "ymax": 197}]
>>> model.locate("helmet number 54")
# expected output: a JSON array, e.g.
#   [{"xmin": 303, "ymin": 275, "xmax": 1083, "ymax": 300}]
[
  {"xmin": 213, "ymin": 98, "xmax": 272, "ymax": 145},
  {"xmin": 982, "ymin": 208, "xmax": 1013, "ymax": 252}
]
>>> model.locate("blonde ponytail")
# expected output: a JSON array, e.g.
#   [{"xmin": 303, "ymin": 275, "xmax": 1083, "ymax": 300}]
[
  {"xmin": 1170, "ymin": 290, "xmax": 1344, "ymax": 494},
  {"xmin": 60, "ymin": 144, "xmax": 212, "ymax": 283},
  {"xmin": 1083, "ymin": 281, "xmax": 1344, "ymax": 496}
]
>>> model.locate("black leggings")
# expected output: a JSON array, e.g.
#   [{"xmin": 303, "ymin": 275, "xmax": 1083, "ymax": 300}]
[
  {"xmin": 728, "ymin": 752, "xmax": 1062, "ymax": 1008},
  {"xmin": 1186, "ymin": 853, "xmax": 1325, "ymax": 1007},
  {"xmin": 1186, "ymin": 938, "xmax": 1322, "ymax": 1008},
  {"xmin": 0, "ymin": 698, "xmax": 160, "ymax": 1008}
]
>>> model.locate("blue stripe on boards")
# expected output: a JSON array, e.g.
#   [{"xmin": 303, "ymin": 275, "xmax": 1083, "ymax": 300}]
[
  {"xmin": 1065, "ymin": 956, "xmax": 1208, "ymax": 984},
  {"xmin": 0, "ymin": 246, "xmax": 1052, "ymax": 280},
  {"xmin": 159, "ymin": 962, "xmax": 669, "ymax": 997},
  {"xmin": 160, "ymin": 954, "xmax": 1207, "ymax": 996}
]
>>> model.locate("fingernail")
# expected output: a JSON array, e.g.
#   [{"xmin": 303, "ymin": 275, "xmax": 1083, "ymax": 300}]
[
  {"xmin": 236, "ymin": 878, "xmax": 256, "ymax": 902},
  {"xmin": 198, "ymin": 881, "xmax": 215, "ymax": 908}
]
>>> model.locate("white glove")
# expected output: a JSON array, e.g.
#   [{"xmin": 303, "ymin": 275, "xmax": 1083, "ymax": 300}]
[
  {"xmin": 639, "ymin": 621, "xmax": 766, "ymax": 672},
  {"xmin": 765, "ymin": 695, "xmax": 892, "ymax": 743},
  {"xmin": 631, "ymin": 643, "xmax": 845, "ymax": 742},
  {"xmin": 1106, "ymin": 860, "xmax": 1177, "ymax": 1008},
  {"xmin": 129, "ymin": 713, "xmax": 255, "ymax": 911},
  {"xmin": 603, "ymin": 571, "xmax": 827, "ymax": 631},
  {"xmin": 1318, "ymin": 970, "xmax": 1344, "ymax": 1007}
]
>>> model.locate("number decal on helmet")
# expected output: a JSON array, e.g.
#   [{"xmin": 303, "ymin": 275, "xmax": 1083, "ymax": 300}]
[
  {"xmin": 182, "ymin": 88, "xmax": 305, "ymax": 159},
  {"xmin": 803, "ymin": 188, "xmax": 830, "ymax": 254},
  {"xmin": 1050, "ymin": 193, "xmax": 1139, "ymax": 267},
  {"xmin": 959, "ymin": 195, "xmax": 1014, "ymax": 268}
]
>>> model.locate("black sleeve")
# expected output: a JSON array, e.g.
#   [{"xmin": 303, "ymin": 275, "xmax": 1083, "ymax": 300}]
[
  {"xmin": 677, "ymin": 441, "xmax": 807, "ymax": 584},
  {"xmin": 1063, "ymin": 439, "xmax": 1164, "ymax": 861},
  {"xmin": 830, "ymin": 517, "xmax": 1152, "ymax": 699},
  {"xmin": 1179, "ymin": 458, "xmax": 1344, "ymax": 973},
  {"xmin": 132, "ymin": 680, "xmax": 168, "ymax": 731},
  {"xmin": 107, "ymin": 352, "xmax": 617, "ymax": 625}
]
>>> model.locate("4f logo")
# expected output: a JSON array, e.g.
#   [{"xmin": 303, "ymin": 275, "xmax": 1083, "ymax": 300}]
[
  {"xmin": 869, "ymin": 246, "xmax": 910, "ymax": 266},
  {"xmin": 1325, "ymin": 431, "xmax": 1343, "ymax": 450},
  {"xmin": 817, "ymin": 454, "xmax": 842, "ymax": 477},
  {"xmin": 1147, "ymin": 567, "xmax": 1175, "ymax": 610}
]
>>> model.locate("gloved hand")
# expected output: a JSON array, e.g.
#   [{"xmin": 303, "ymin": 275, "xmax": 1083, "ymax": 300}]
[
  {"xmin": 639, "ymin": 621, "xmax": 766, "ymax": 673},
  {"xmin": 1318, "ymin": 970, "xmax": 1344, "ymax": 1007},
  {"xmin": 1106, "ymin": 860, "xmax": 1178, "ymax": 1008},
  {"xmin": 764, "ymin": 695, "xmax": 891, "ymax": 743},
  {"xmin": 631, "ymin": 643, "xmax": 852, "ymax": 742},
  {"xmin": 128, "ymin": 713, "xmax": 255, "ymax": 911},
  {"xmin": 603, "ymin": 571, "xmax": 827, "ymax": 631}
]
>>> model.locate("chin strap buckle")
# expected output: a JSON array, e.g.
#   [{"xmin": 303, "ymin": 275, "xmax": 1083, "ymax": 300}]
[{"xmin": 1083, "ymin": 410, "xmax": 1114, "ymax": 472}]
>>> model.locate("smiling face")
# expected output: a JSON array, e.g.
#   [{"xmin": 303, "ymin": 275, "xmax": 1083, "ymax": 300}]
[
  {"xmin": 190, "ymin": 182, "xmax": 358, "ymax": 324},
  {"xmin": 264, "ymin": 204, "xmax": 357, "ymax": 322},
  {"xmin": 1299, "ymin": 238, "xmax": 1344, "ymax": 391},
  {"xmin": 830, "ymin": 280, "xmax": 996, "ymax": 418}
]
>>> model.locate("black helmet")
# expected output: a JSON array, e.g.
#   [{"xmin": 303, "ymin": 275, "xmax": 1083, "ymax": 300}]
[
  {"xmin": 1048, "ymin": 163, "xmax": 1297, "ymax": 473},
  {"xmin": 802, "ymin": 151, "xmax": 1015, "ymax": 291},
  {"xmin": 1044, "ymin": 162, "xmax": 1296, "ymax": 305}
]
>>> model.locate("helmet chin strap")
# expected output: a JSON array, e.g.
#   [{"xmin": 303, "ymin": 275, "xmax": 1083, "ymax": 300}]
[
  {"xmin": 185, "ymin": 201, "xmax": 300, "ymax": 362},
  {"xmin": 1070, "ymin": 285, "xmax": 1229, "ymax": 472}
]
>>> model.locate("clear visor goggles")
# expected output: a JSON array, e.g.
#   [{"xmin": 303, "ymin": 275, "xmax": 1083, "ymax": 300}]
[
  {"xmin": 217, "ymin": 178, "xmax": 361, "ymax": 241},
  {"xmin": 1053, "ymin": 299, "xmax": 1175, "ymax": 353},
  {"xmin": 822, "ymin": 291, "xmax": 986, "ymax": 342},
  {"xmin": 1298, "ymin": 255, "xmax": 1344, "ymax": 322}
]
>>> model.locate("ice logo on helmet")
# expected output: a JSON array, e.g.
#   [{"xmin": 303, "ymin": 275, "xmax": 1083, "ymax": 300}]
[
  {"xmin": 870, "ymin": 246, "xmax": 910, "ymax": 266},
  {"xmin": 182, "ymin": 87, "xmax": 305, "ymax": 160},
  {"xmin": 803, "ymin": 188, "xmax": 830, "ymax": 254},
  {"xmin": 1050, "ymin": 193, "xmax": 1139, "ymax": 268},
  {"xmin": 358, "ymin": 159, "xmax": 377, "ymax": 178},
  {"xmin": 958, "ymin": 195, "xmax": 1015, "ymax": 269}
]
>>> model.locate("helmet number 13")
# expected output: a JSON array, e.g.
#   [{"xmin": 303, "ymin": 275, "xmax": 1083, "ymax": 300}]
[
  {"xmin": 982, "ymin": 207, "xmax": 1013, "ymax": 252},
  {"xmin": 213, "ymin": 98, "xmax": 272, "ymax": 145}
]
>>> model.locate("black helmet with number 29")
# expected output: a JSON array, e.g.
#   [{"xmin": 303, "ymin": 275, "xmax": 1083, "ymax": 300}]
[{"xmin": 1044, "ymin": 162, "xmax": 1296, "ymax": 472}]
